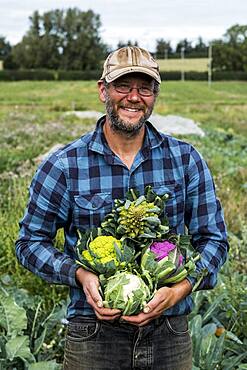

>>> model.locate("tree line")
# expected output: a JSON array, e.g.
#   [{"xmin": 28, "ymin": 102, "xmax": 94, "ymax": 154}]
[{"xmin": 1, "ymin": 8, "xmax": 247, "ymax": 72}]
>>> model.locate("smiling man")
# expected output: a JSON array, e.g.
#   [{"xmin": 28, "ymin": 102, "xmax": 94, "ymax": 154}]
[{"xmin": 16, "ymin": 46, "xmax": 228, "ymax": 370}]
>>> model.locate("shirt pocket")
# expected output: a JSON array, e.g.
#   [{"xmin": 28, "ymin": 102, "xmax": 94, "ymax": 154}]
[
  {"xmin": 152, "ymin": 182, "xmax": 185, "ymax": 231},
  {"xmin": 73, "ymin": 192, "xmax": 113, "ymax": 230}
]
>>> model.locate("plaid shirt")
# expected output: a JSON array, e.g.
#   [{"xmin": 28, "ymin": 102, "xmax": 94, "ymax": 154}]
[{"xmin": 16, "ymin": 117, "xmax": 228, "ymax": 319}]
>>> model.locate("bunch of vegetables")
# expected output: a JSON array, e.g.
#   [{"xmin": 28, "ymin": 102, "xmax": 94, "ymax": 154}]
[{"xmin": 76, "ymin": 186, "xmax": 205, "ymax": 315}]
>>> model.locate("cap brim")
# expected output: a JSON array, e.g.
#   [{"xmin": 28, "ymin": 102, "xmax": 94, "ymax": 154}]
[{"xmin": 102, "ymin": 66, "xmax": 161, "ymax": 84}]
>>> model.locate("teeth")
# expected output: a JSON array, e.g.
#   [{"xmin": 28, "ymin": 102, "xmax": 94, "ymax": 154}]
[{"xmin": 124, "ymin": 108, "xmax": 139, "ymax": 112}]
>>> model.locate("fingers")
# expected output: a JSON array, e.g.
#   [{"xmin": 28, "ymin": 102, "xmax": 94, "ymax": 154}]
[
  {"xmin": 76, "ymin": 268, "xmax": 121, "ymax": 320},
  {"xmin": 121, "ymin": 311, "xmax": 160, "ymax": 326},
  {"xmin": 95, "ymin": 307, "xmax": 122, "ymax": 321},
  {"xmin": 121, "ymin": 287, "xmax": 172, "ymax": 326},
  {"xmin": 144, "ymin": 287, "xmax": 172, "ymax": 314},
  {"xmin": 84, "ymin": 280, "xmax": 103, "ymax": 308}
]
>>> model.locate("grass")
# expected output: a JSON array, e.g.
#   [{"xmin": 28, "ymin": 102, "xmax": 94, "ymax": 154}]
[
  {"xmin": 0, "ymin": 80, "xmax": 246, "ymax": 301},
  {"xmin": 157, "ymin": 58, "xmax": 210, "ymax": 72}
]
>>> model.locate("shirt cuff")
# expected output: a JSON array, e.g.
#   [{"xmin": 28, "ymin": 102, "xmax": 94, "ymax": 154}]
[{"xmin": 59, "ymin": 259, "xmax": 82, "ymax": 288}]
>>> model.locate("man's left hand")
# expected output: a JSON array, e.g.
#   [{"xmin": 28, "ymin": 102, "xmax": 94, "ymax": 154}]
[{"xmin": 121, "ymin": 279, "xmax": 192, "ymax": 326}]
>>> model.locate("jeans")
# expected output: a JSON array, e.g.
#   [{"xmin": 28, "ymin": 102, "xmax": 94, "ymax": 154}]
[{"xmin": 63, "ymin": 315, "xmax": 192, "ymax": 370}]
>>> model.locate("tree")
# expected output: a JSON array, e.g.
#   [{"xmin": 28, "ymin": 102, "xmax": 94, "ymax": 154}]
[
  {"xmin": 117, "ymin": 40, "xmax": 139, "ymax": 49},
  {"xmin": 0, "ymin": 36, "xmax": 11, "ymax": 59},
  {"xmin": 12, "ymin": 8, "xmax": 108, "ymax": 70},
  {"xmin": 193, "ymin": 37, "xmax": 208, "ymax": 57},
  {"xmin": 61, "ymin": 8, "xmax": 108, "ymax": 70},
  {"xmin": 0, "ymin": 36, "xmax": 18, "ymax": 68},
  {"xmin": 175, "ymin": 38, "xmax": 193, "ymax": 55},
  {"xmin": 155, "ymin": 38, "xmax": 172, "ymax": 59},
  {"xmin": 212, "ymin": 24, "xmax": 247, "ymax": 71}
]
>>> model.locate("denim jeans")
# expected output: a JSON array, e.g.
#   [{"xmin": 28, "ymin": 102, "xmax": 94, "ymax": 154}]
[{"xmin": 63, "ymin": 315, "xmax": 192, "ymax": 370}]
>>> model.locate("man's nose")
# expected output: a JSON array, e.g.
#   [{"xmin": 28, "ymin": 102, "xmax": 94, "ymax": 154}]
[{"xmin": 126, "ymin": 87, "xmax": 142, "ymax": 102}]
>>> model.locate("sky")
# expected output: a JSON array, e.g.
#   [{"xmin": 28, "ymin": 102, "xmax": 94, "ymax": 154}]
[{"xmin": 1, "ymin": 0, "xmax": 247, "ymax": 52}]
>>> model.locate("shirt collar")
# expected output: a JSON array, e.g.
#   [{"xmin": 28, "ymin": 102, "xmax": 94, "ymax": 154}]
[{"xmin": 88, "ymin": 115, "xmax": 164, "ymax": 156}]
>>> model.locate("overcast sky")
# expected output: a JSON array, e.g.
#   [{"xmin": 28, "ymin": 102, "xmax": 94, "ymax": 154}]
[{"xmin": 1, "ymin": 0, "xmax": 247, "ymax": 51}]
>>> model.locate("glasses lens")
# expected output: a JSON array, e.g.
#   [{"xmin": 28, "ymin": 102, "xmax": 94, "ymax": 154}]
[
  {"xmin": 115, "ymin": 84, "xmax": 130, "ymax": 94},
  {"xmin": 138, "ymin": 87, "xmax": 153, "ymax": 96},
  {"xmin": 114, "ymin": 84, "xmax": 153, "ymax": 96}
]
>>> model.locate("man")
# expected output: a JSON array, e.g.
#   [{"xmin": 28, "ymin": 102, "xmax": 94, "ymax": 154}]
[{"xmin": 16, "ymin": 46, "xmax": 228, "ymax": 370}]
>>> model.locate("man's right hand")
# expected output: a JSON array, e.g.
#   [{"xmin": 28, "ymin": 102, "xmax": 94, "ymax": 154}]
[{"xmin": 75, "ymin": 267, "xmax": 121, "ymax": 321}]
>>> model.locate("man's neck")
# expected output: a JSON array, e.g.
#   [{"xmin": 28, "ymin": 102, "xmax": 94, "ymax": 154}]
[{"xmin": 103, "ymin": 119, "xmax": 145, "ymax": 170}]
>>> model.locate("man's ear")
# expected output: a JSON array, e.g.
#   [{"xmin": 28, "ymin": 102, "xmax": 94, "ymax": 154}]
[{"xmin": 97, "ymin": 80, "xmax": 107, "ymax": 103}]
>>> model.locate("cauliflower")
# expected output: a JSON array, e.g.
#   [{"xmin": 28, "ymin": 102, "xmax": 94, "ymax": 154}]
[
  {"xmin": 77, "ymin": 235, "xmax": 135, "ymax": 276},
  {"xmin": 82, "ymin": 235, "xmax": 122, "ymax": 267},
  {"xmin": 103, "ymin": 271, "xmax": 151, "ymax": 315}
]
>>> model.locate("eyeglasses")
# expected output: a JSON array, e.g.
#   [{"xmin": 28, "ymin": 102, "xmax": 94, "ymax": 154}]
[{"xmin": 113, "ymin": 83, "xmax": 154, "ymax": 97}]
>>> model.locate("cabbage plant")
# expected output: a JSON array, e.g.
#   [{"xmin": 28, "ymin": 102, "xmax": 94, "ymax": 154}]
[{"xmin": 141, "ymin": 237, "xmax": 200, "ymax": 289}]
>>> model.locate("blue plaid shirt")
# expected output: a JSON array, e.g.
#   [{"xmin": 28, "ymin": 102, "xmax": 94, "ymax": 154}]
[{"xmin": 16, "ymin": 117, "xmax": 228, "ymax": 319}]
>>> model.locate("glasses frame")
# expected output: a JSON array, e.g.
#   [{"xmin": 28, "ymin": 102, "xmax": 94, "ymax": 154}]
[{"xmin": 112, "ymin": 83, "xmax": 154, "ymax": 97}]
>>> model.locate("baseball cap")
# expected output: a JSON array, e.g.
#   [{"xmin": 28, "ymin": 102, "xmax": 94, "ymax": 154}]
[{"xmin": 100, "ymin": 46, "xmax": 161, "ymax": 84}]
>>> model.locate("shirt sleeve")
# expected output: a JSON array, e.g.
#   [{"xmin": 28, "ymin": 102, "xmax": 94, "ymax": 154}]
[
  {"xmin": 184, "ymin": 145, "xmax": 229, "ymax": 290},
  {"xmin": 15, "ymin": 153, "xmax": 80, "ymax": 288}
]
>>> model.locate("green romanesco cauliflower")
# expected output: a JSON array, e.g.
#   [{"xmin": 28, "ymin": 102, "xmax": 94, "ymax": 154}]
[{"xmin": 118, "ymin": 200, "xmax": 158, "ymax": 238}]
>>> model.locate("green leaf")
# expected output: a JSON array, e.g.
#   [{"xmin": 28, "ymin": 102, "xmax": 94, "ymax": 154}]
[
  {"xmin": 146, "ymin": 206, "xmax": 160, "ymax": 214},
  {"xmin": 122, "ymin": 244, "xmax": 135, "ymax": 263},
  {"xmin": 144, "ymin": 185, "xmax": 156, "ymax": 202},
  {"xmin": 125, "ymin": 188, "xmax": 139, "ymax": 201},
  {"xmin": 28, "ymin": 360, "xmax": 62, "ymax": 370},
  {"xmin": 190, "ymin": 315, "xmax": 203, "ymax": 366},
  {"xmin": 201, "ymin": 334, "xmax": 217, "ymax": 363},
  {"xmin": 124, "ymin": 199, "xmax": 131, "ymax": 209},
  {"xmin": 33, "ymin": 327, "xmax": 47, "ymax": 355},
  {"xmin": 226, "ymin": 331, "xmax": 243, "ymax": 344},
  {"xmin": 138, "ymin": 232, "xmax": 157, "ymax": 238},
  {"xmin": 134, "ymin": 195, "xmax": 146, "ymax": 206},
  {"xmin": 202, "ymin": 294, "xmax": 226, "ymax": 324},
  {"xmin": 189, "ymin": 314, "xmax": 202, "ymax": 339},
  {"xmin": 0, "ymin": 293, "xmax": 27, "ymax": 337},
  {"xmin": 116, "ymin": 225, "xmax": 127, "ymax": 235},
  {"xmin": 143, "ymin": 216, "xmax": 161, "ymax": 226},
  {"xmin": 207, "ymin": 333, "xmax": 225, "ymax": 367},
  {"xmin": 113, "ymin": 241, "xmax": 123, "ymax": 262},
  {"xmin": 5, "ymin": 335, "xmax": 35, "ymax": 363},
  {"xmin": 141, "ymin": 250, "xmax": 157, "ymax": 274},
  {"xmin": 222, "ymin": 353, "xmax": 247, "ymax": 370}
]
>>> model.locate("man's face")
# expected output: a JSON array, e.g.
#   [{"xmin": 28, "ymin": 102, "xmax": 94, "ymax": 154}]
[{"xmin": 99, "ymin": 73, "xmax": 157, "ymax": 137}]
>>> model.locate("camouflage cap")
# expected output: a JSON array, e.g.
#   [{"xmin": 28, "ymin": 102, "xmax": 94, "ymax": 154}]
[{"xmin": 100, "ymin": 46, "xmax": 161, "ymax": 83}]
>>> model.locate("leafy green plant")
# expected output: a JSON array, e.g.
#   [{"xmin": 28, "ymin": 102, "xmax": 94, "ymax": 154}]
[
  {"xmin": 0, "ymin": 276, "xmax": 66, "ymax": 369},
  {"xmin": 190, "ymin": 313, "xmax": 247, "ymax": 369},
  {"xmin": 189, "ymin": 265, "xmax": 247, "ymax": 369}
]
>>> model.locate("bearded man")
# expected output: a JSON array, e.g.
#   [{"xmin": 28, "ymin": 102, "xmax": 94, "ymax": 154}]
[{"xmin": 16, "ymin": 46, "xmax": 228, "ymax": 370}]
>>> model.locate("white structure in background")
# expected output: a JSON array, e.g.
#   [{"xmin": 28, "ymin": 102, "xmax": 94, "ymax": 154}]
[
  {"xmin": 65, "ymin": 111, "xmax": 205, "ymax": 137},
  {"xmin": 151, "ymin": 114, "xmax": 205, "ymax": 137}
]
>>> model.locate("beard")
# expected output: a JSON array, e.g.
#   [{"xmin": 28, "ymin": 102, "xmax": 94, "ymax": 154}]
[{"xmin": 105, "ymin": 93, "xmax": 154, "ymax": 138}]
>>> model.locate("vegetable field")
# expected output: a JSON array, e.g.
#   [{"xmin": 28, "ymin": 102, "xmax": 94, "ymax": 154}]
[{"xmin": 0, "ymin": 81, "xmax": 247, "ymax": 369}]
